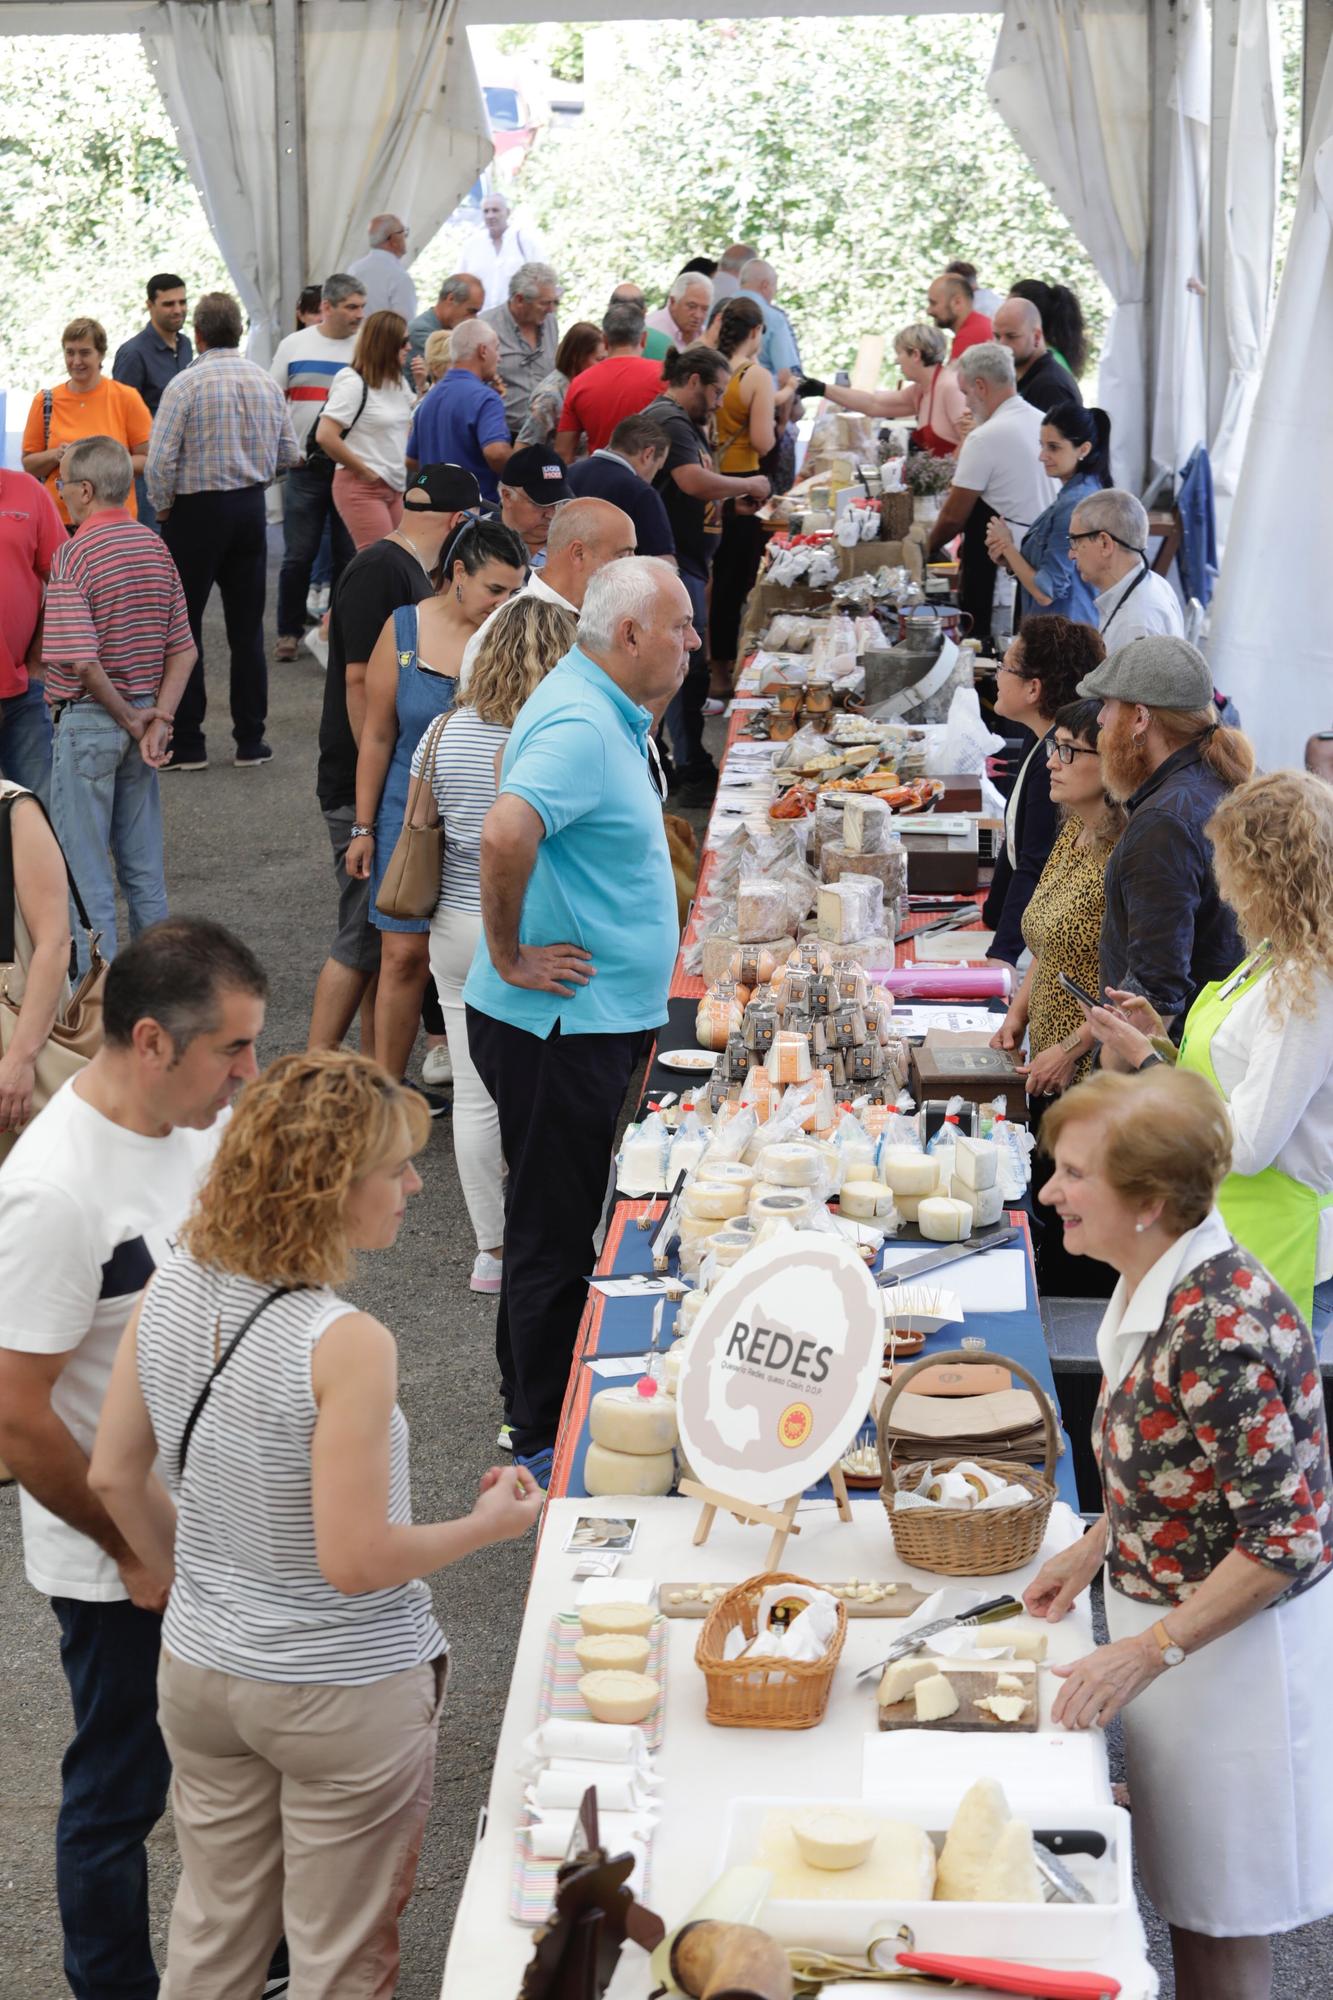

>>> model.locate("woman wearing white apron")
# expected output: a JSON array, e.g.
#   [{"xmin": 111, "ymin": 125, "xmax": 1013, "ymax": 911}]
[{"xmin": 1028, "ymin": 1065, "xmax": 1333, "ymax": 2000}]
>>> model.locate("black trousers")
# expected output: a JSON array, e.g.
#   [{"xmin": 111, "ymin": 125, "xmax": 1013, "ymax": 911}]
[
  {"xmin": 163, "ymin": 485, "xmax": 269, "ymax": 759},
  {"xmin": 1028, "ymin": 1094, "xmax": 1115, "ymax": 1300},
  {"xmin": 466, "ymin": 1007, "xmax": 643, "ymax": 1455}
]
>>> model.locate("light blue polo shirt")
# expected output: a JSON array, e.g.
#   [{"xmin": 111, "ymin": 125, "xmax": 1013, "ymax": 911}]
[
  {"xmin": 736, "ymin": 288, "xmax": 802, "ymax": 378},
  {"xmin": 463, "ymin": 645, "xmax": 678, "ymax": 1037}
]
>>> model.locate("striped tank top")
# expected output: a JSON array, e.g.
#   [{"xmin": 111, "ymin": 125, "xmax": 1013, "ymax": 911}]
[{"xmin": 137, "ymin": 1251, "xmax": 446, "ymax": 1684}]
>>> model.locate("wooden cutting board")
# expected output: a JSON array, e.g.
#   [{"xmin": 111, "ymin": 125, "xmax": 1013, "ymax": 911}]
[
  {"xmin": 658, "ymin": 1581, "xmax": 930, "ymax": 1618},
  {"xmin": 877, "ymin": 1660, "xmax": 1038, "ymax": 1730}
]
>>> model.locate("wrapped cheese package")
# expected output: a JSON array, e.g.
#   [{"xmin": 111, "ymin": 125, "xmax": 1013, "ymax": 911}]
[
  {"xmin": 756, "ymin": 1141, "xmax": 825, "ymax": 1188},
  {"xmin": 748, "ymin": 1187, "xmax": 817, "ymax": 1228},
  {"xmin": 766, "ymin": 1031, "xmax": 812, "ymax": 1085},
  {"xmin": 842, "ymin": 793, "xmax": 894, "ymax": 855},
  {"xmin": 684, "ymin": 1178, "xmax": 749, "ymax": 1221},
  {"xmin": 737, "ymin": 877, "xmax": 793, "ymax": 944},
  {"xmin": 819, "ymin": 839, "xmax": 908, "ymax": 900},
  {"xmin": 695, "ymin": 982, "xmax": 742, "ymax": 1051},
  {"xmin": 817, "ymin": 875, "xmax": 884, "ymax": 944}
]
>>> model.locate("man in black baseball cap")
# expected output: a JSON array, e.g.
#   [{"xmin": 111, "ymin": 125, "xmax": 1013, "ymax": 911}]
[
  {"xmin": 497, "ymin": 444, "xmax": 572, "ymax": 567},
  {"xmin": 309, "ymin": 464, "xmax": 482, "ymax": 1085}
]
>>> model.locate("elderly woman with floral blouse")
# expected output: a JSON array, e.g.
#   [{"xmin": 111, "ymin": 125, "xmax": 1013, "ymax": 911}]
[{"xmin": 1029, "ymin": 1065, "xmax": 1333, "ymax": 2000}]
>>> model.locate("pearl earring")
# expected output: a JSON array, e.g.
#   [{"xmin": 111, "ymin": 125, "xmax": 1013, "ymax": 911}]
[{"xmin": 1135, "ymin": 1220, "xmax": 1147, "ymax": 1233}]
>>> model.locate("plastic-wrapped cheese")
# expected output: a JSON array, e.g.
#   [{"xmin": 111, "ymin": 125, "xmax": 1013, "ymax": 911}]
[
  {"xmin": 695, "ymin": 1159, "xmax": 754, "ymax": 1192},
  {"xmin": 843, "ymin": 793, "xmax": 893, "ymax": 856},
  {"xmin": 955, "ymin": 1134, "xmax": 999, "ymax": 1191},
  {"xmin": 951, "ymin": 1175, "xmax": 1005, "ymax": 1227},
  {"xmin": 840, "ymin": 1179, "xmax": 895, "ymax": 1221},
  {"xmin": 918, "ymin": 1196, "xmax": 973, "ymax": 1243},
  {"xmin": 765, "ymin": 1031, "xmax": 812, "ymax": 1085},
  {"xmin": 975, "ymin": 1819, "xmax": 1044, "ymax": 1903},
  {"xmin": 738, "ymin": 877, "xmax": 791, "ymax": 944},
  {"xmin": 913, "ymin": 1671, "xmax": 960, "ymax": 1721},
  {"xmin": 709, "ymin": 1227, "xmax": 756, "ymax": 1268},
  {"xmin": 817, "ymin": 876, "xmax": 883, "ymax": 944},
  {"xmin": 579, "ymin": 1601, "xmax": 657, "ymax": 1638},
  {"xmin": 879, "ymin": 1146, "xmax": 937, "ymax": 1197},
  {"xmin": 749, "ymin": 1187, "xmax": 816, "ymax": 1228},
  {"xmin": 574, "ymin": 1632, "xmax": 652, "ymax": 1675},
  {"xmin": 588, "ymin": 1385, "xmax": 679, "ymax": 1455},
  {"xmin": 583, "ymin": 1442, "xmax": 675, "ymax": 1496},
  {"xmin": 757, "ymin": 1141, "xmax": 824, "ymax": 1188},
  {"xmin": 680, "ymin": 1211, "xmax": 727, "ymax": 1244},
  {"xmin": 695, "ymin": 989, "xmax": 741, "ymax": 1051},
  {"xmin": 819, "ymin": 840, "xmax": 908, "ymax": 899},
  {"xmin": 936, "ymin": 1779, "xmax": 1012, "ymax": 1901},
  {"xmin": 684, "ymin": 1179, "xmax": 750, "ymax": 1221}
]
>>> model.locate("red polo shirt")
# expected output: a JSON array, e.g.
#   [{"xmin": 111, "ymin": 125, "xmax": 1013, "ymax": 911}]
[
  {"xmin": 557, "ymin": 357, "xmax": 664, "ymax": 456},
  {"xmin": 0, "ymin": 469, "xmax": 66, "ymax": 699},
  {"xmin": 950, "ymin": 310, "xmax": 994, "ymax": 360}
]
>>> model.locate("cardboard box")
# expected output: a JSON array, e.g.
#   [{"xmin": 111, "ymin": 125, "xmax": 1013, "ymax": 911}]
[{"xmin": 899, "ymin": 815, "xmax": 980, "ymax": 895}]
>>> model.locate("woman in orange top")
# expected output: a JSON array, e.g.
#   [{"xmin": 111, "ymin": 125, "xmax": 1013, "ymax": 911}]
[
  {"xmin": 707, "ymin": 297, "xmax": 777, "ymax": 704},
  {"xmin": 22, "ymin": 317, "xmax": 153, "ymax": 526}
]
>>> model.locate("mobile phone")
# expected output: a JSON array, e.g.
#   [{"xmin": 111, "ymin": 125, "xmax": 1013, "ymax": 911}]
[{"xmin": 1058, "ymin": 971, "xmax": 1103, "ymax": 1010}]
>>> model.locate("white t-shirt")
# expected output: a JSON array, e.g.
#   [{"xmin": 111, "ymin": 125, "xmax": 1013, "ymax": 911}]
[
  {"xmin": 460, "ymin": 220, "xmax": 550, "ymax": 310},
  {"xmin": 953, "ymin": 392, "xmax": 1056, "ymax": 543},
  {"xmin": 322, "ymin": 368, "xmax": 416, "ymax": 492},
  {"xmin": 268, "ymin": 326, "xmax": 360, "ymax": 448},
  {"xmin": 0, "ymin": 1079, "xmax": 223, "ymax": 1601},
  {"xmin": 457, "ymin": 571, "xmax": 573, "ymax": 691},
  {"xmin": 1096, "ymin": 566, "xmax": 1185, "ymax": 649}
]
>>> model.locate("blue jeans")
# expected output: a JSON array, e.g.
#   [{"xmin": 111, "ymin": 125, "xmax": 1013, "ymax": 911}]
[
  {"xmin": 0, "ymin": 679, "xmax": 54, "ymax": 803},
  {"xmin": 278, "ymin": 463, "xmax": 354, "ymax": 638},
  {"xmin": 50, "ymin": 699, "xmax": 167, "ymax": 964},
  {"xmin": 51, "ymin": 1598, "xmax": 171, "ymax": 2000},
  {"xmin": 132, "ymin": 472, "xmax": 159, "ymax": 535}
]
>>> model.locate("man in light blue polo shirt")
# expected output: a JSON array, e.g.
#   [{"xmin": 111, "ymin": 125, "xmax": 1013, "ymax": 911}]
[
  {"xmin": 737, "ymin": 256, "xmax": 802, "ymax": 383},
  {"xmin": 405, "ymin": 319, "xmax": 512, "ymax": 502},
  {"xmin": 465, "ymin": 557, "xmax": 697, "ymax": 1477}
]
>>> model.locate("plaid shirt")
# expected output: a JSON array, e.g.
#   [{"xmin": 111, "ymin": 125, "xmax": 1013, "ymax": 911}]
[
  {"xmin": 1099, "ymin": 740, "xmax": 1243, "ymax": 1027},
  {"xmin": 145, "ymin": 349, "xmax": 300, "ymax": 512}
]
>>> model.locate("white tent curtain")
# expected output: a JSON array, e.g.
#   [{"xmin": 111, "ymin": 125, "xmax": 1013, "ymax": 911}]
[
  {"xmin": 1208, "ymin": 32, "xmax": 1333, "ymax": 771},
  {"xmin": 1148, "ymin": 0, "xmax": 1209, "ymax": 489},
  {"xmin": 1208, "ymin": 0, "xmax": 1282, "ymax": 534},
  {"xmin": 140, "ymin": 0, "xmax": 490, "ymax": 361},
  {"xmin": 988, "ymin": 0, "xmax": 1150, "ymax": 492}
]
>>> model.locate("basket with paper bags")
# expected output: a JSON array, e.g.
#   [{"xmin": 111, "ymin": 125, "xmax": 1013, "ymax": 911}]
[
  {"xmin": 695, "ymin": 1572, "xmax": 848, "ymax": 1730},
  {"xmin": 877, "ymin": 1349, "xmax": 1058, "ymax": 1575}
]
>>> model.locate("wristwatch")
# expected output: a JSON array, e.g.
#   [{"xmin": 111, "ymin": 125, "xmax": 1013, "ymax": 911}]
[
  {"xmin": 1151, "ymin": 1618, "xmax": 1186, "ymax": 1668},
  {"xmin": 350, "ymin": 824, "xmax": 375, "ymax": 839}
]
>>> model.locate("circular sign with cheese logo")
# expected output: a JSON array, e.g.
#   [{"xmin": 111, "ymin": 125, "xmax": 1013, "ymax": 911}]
[{"xmin": 676, "ymin": 1235, "xmax": 883, "ymax": 1504}]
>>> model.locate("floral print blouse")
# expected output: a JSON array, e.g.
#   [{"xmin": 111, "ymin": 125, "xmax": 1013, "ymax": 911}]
[{"xmin": 1093, "ymin": 1244, "xmax": 1333, "ymax": 1606}]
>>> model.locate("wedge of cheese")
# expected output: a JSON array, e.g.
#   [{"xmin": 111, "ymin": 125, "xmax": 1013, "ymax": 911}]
[
  {"xmin": 912, "ymin": 1671, "xmax": 960, "ymax": 1721},
  {"xmin": 975, "ymin": 1818, "xmax": 1044, "ymax": 1902},
  {"xmin": 877, "ymin": 1656, "xmax": 937, "ymax": 1707},
  {"xmin": 950, "ymin": 1174, "xmax": 1005, "ymax": 1228},
  {"xmin": 955, "ymin": 1133, "xmax": 999, "ymax": 1191},
  {"xmin": 936, "ymin": 1777, "xmax": 1012, "ymax": 1901}
]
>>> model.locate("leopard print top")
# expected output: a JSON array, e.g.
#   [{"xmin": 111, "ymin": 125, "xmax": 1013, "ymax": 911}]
[{"xmin": 1021, "ymin": 815, "xmax": 1108, "ymax": 1074}]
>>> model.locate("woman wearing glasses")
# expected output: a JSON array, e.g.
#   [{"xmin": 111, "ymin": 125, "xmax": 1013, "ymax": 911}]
[
  {"xmin": 316, "ymin": 311, "xmax": 418, "ymax": 549},
  {"xmin": 984, "ymin": 401, "xmax": 1110, "ymax": 625},
  {"xmin": 984, "ymin": 614, "xmax": 1106, "ymax": 966},
  {"xmin": 992, "ymin": 697, "xmax": 1126, "ymax": 1290}
]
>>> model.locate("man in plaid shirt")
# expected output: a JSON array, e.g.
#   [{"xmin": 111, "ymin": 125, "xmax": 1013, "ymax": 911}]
[{"xmin": 146, "ymin": 292, "xmax": 299, "ymax": 772}]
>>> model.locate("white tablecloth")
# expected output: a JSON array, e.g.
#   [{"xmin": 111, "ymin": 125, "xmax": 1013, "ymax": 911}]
[{"xmin": 440, "ymin": 1496, "xmax": 1159, "ymax": 1998}]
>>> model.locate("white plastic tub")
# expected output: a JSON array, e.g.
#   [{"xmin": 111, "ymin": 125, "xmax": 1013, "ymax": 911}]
[{"xmin": 716, "ymin": 1794, "xmax": 1133, "ymax": 1961}]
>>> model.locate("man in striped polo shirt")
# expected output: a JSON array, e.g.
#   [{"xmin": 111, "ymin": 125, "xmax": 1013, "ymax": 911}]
[
  {"xmin": 42, "ymin": 437, "xmax": 196, "ymax": 962},
  {"xmin": 269, "ymin": 272, "xmax": 366, "ymax": 661}
]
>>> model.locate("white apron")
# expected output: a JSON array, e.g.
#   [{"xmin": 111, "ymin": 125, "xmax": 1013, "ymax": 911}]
[{"xmin": 1106, "ymin": 1572, "xmax": 1333, "ymax": 1935}]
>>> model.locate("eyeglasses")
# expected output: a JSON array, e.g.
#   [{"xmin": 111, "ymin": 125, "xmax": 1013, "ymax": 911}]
[
  {"xmin": 1047, "ymin": 739, "xmax": 1101, "ymax": 764},
  {"xmin": 1066, "ymin": 530, "xmax": 1102, "ymax": 545},
  {"xmin": 995, "ymin": 663, "xmax": 1032, "ymax": 680}
]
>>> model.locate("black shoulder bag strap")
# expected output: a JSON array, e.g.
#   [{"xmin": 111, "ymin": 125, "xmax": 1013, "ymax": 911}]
[
  {"xmin": 0, "ymin": 790, "xmax": 100, "ymax": 968},
  {"xmin": 178, "ymin": 1286, "xmax": 298, "ymax": 1477}
]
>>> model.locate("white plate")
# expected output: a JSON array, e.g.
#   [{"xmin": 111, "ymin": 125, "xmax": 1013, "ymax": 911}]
[{"xmin": 657, "ymin": 1048, "xmax": 717, "ymax": 1072}]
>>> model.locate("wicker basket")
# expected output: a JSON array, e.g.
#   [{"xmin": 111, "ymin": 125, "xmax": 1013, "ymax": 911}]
[
  {"xmin": 878, "ymin": 1349, "xmax": 1058, "ymax": 1576},
  {"xmin": 694, "ymin": 1571, "xmax": 847, "ymax": 1729}
]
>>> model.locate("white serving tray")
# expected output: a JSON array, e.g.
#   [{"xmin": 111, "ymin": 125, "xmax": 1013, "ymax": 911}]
[{"xmin": 716, "ymin": 1794, "xmax": 1133, "ymax": 1961}]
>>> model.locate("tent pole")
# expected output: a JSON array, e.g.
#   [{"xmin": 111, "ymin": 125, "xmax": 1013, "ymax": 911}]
[
  {"xmin": 273, "ymin": 0, "xmax": 308, "ymax": 327},
  {"xmin": 1306, "ymin": 0, "xmax": 1333, "ymax": 151},
  {"xmin": 1207, "ymin": 0, "xmax": 1241, "ymax": 445},
  {"xmin": 1145, "ymin": 0, "xmax": 1176, "ymax": 495}
]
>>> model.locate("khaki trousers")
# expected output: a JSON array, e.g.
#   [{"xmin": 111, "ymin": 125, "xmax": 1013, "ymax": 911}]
[{"xmin": 157, "ymin": 1646, "xmax": 448, "ymax": 1999}]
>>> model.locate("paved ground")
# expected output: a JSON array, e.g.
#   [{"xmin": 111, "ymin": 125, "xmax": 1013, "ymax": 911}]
[{"xmin": 2, "ymin": 548, "xmax": 1330, "ymax": 1995}]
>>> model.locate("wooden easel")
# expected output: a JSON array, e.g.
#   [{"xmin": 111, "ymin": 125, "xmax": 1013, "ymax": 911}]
[{"xmin": 678, "ymin": 1461, "xmax": 854, "ymax": 1572}]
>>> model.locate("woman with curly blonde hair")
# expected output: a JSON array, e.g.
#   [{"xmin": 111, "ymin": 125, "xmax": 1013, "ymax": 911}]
[
  {"xmin": 88, "ymin": 1049, "xmax": 542, "ymax": 1996},
  {"xmin": 1088, "ymin": 768, "xmax": 1333, "ymax": 1327},
  {"xmin": 410, "ymin": 594, "xmax": 578, "ymax": 1324}
]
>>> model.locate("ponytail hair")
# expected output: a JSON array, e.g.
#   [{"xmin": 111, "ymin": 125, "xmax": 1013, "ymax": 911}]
[
  {"xmin": 1154, "ymin": 707, "xmax": 1256, "ymax": 789},
  {"xmin": 715, "ymin": 297, "xmax": 764, "ymax": 361},
  {"xmin": 661, "ymin": 341, "xmax": 729, "ymax": 390},
  {"xmin": 1043, "ymin": 399, "xmax": 1112, "ymax": 486},
  {"xmin": 1010, "ymin": 278, "xmax": 1087, "ymax": 378}
]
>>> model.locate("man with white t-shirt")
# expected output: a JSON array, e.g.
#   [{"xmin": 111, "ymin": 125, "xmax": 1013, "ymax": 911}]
[
  {"xmin": 926, "ymin": 340, "xmax": 1056, "ymax": 643},
  {"xmin": 0, "ymin": 918, "xmax": 267, "ymax": 2000},
  {"xmin": 270, "ymin": 272, "xmax": 367, "ymax": 661}
]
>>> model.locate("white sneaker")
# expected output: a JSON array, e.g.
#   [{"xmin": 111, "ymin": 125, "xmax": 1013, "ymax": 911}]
[
  {"xmin": 471, "ymin": 1250, "xmax": 503, "ymax": 1294},
  {"xmin": 421, "ymin": 1045, "xmax": 453, "ymax": 1086}
]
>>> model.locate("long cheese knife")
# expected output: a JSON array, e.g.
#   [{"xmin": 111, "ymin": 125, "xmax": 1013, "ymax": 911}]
[{"xmin": 877, "ymin": 1222, "xmax": 1018, "ymax": 1289}]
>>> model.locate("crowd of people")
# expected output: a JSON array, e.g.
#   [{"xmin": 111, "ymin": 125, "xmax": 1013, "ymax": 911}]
[{"xmin": 2, "ymin": 218, "xmax": 1333, "ymax": 2000}]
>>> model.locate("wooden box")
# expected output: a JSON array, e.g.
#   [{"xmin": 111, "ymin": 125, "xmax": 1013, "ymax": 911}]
[
  {"xmin": 911, "ymin": 1032, "xmax": 1026, "ymax": 1121},
  {"xmin": 899, "ymin": 815, "xmax": 979, "ymax": 895}
]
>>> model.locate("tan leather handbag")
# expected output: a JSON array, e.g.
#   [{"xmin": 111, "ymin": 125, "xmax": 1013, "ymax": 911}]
[
  {"xmin": 374, "ymin": 709, "xmax": 453, "ymax": 922},
  {"xmin": 0, "ymin": 789, "xmax": 106, "ymax": 1163}
]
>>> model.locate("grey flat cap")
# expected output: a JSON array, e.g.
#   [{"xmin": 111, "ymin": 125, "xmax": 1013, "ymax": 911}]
[{"xmin": 1077, "ymin": 634, "xmax": 1214, "ymax": 708}]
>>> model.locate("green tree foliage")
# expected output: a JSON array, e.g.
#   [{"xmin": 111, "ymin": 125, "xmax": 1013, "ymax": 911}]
[
  {"xmin": 0, "ymin": 37, "xmax": 227, "ymax": 394},
  {"xmin": 513, "ymin": 16, "xmax": 1110, "ymax": 381}
]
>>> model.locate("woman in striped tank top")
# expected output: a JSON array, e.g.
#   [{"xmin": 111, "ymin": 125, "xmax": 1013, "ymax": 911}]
[{"xmin": 89, "ymin": 1050, "xmax": 543, "ymax": 1998}]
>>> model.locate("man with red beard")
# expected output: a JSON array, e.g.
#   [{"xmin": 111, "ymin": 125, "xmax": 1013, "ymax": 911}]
[{"xmin": 1078, "ymin": 636, "xmax": 1253, "ymax": 1035}]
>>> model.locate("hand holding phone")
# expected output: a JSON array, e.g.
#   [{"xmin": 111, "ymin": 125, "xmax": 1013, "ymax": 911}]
[{"xmin": 1057, "ymin": 971, "xmax": 1103, "ymax": 1012}]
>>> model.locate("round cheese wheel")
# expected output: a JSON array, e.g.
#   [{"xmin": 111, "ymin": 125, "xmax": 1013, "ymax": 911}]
[
  {"xmin": 896, "ymin": 1193, "xmax": 923, "ymax": 1223},
  {"xmin": 578, "ymin": 1669, "xmax": 660, "ymax": 1725},
  {"xmin": 588, "ymin": 1385, "xmax": 679, "ymax": 1455},
  {"xmin": 695, "ymin": 1160, "xmax": 754, "ymax": 1190},
  {"xmin": 583, "ymin": 1441, "xmax": 676, "ymax": 1496},
  {"xmin": 574, "ymin": 1632, "xmax": 652, "ymax": 1675},
  {"xmin": 918, "ymin": 1196, "xmax": 973, "ymax": 1244},
  {"xmin": 684, "ymin": 1180, "xmax": 749, "ymax": 1221},
  {"xmin": 840, "ymin": 1178, "xmax": 894, "ymax": 1221},
  {"xmin": 792, "ymin": 1808, "xmax": 879, "ymax": 1872},
  {"xmin": 748, "ymin": 1187, "xmax": 816, "ymax": 1227},
  {"xmin": 879, "ymin": 1147, "xmax": 937, "ymax": 1197},
  {"xmin": 579, "ymin": 1601, "xmax": 657, "ymax": 1638},
  {"xmin": 756, "ymin": 1141, "xmax": 824, "ymax": 1188},
  {"xmin": 709, "ymin": 1228, "xmax": 756, "ymax": 1268},
  {"xmin": 679, "ymin": 1211, "xmax": 726, "ymax": 1244}
]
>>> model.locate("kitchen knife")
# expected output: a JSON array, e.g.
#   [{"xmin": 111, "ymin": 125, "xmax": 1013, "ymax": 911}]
[
  {"xmin": 1035, "ymin": 1829, "xmax": 1107, "ymax": 1859},
  {"xmin": 856, "ymin": 1593, "xmax": 1021, "ymax": 1682},
  {"xmin": 877, "ymin": 1222, "xmax": 1019, "ymax": 1289}
]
